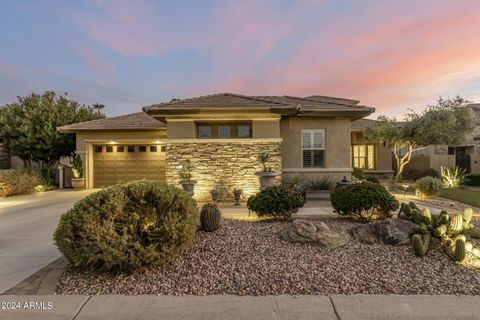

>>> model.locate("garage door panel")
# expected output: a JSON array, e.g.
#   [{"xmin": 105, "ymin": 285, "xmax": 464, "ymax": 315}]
[{"xmin": 93, "ymin": 144, "xmax": 166, "ymax": 188}]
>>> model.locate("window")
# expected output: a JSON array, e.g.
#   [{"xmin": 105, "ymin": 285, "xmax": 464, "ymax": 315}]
[
  {"xmin": 161, "ymin": 146, "xmax": 166, "ymax": 152},
  {"xmin": 197, "ymin": 122, "xmax": 252, "ymax": 138},
  {"xmin": 117, "ymin": 146, "xmax": 124, "ymax": 152},
  {"xmin": 106, "ymin": 146, "xmax": 113, "ymax": 153},
  {"xmin": 139, "ymin": 145, "xmax": 147, "ymax": 152},
  {"xmin": 218, "ymin": 126, "xmax": 231, "ymax": 138},
  {"xmin": 238, "ymin": 125, "xmax": 250, "ymax": 138},
  {"xmin": 302, "ymin": 129, "xmax": 325, "ymax": 168},
  {"xmin": 198, "ymin": 126, "xmax": 212, "ymax": 138},
  {"xmin": 150, "ymin": 146, "xmax": 157, "ymax": 152},
  {"xmin": 94, "ymin": 145, "xmax": 102, "ymax": 153},
  {"xmin": 127, "ymin": 145, "xmax": 135, "ymax": 153},
  {"xmin": 352, "ymin": 144, "xmax": 375, "ymax": 169}
]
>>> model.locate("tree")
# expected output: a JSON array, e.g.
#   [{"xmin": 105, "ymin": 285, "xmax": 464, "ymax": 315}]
[
  {"xmin": 0, "ymin": 91, "xmax": 105, "ymax": 169},
  {"xmin": 364, "ymin": 96, "xmax": 475, "ymax": 181}
]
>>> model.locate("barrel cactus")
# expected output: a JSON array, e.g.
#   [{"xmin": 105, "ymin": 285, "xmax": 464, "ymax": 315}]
[{"xmin": 200, "ymin": 203, "xmax": 221, "ymax": 232}]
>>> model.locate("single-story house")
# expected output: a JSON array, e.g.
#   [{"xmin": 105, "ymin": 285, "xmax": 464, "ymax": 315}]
[{"xmin": 58, "ymin": 93, "xmax": 393, "ymax": 201}]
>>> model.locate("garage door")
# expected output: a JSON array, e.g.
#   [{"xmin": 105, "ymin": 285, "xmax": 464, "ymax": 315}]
[{"xmin": 93, "ymin": 144, "xmax": 166, "ymax": 188}]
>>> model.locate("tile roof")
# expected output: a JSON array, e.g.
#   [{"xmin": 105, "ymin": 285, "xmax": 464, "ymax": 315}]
[
  {"xmin": 57, "ymin": 112, "xmax": 165, "ymax": 132},
  {"xmin": 144, "ymin": 93, "xmax": 374, "ymax": 116}
]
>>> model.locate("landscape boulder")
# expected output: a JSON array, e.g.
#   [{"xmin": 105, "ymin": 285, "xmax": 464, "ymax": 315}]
[
  {"xmin": 352, "ymin": 218, "xmax": 417, "ymax": 245},
  {"xmin": 281, "ymin": 219, "xmax": 350, "ymax": 249}
]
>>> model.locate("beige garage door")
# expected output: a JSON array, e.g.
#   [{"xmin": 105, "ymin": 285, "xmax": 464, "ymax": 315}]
[{"xmin": 93, "ymin": 144, "xmax": 166, "ymax": 188}]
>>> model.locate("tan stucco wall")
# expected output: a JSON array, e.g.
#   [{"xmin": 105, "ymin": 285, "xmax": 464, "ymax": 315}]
[
  {"xmin": 280, "ymin": 116, "xmax": 352, "ymax": 184},
  {"xmin": 166, "ymin": 121, "xmax": 196, "ymax": 139},
  {"xmin": 252, "ymin": 120, "xmax": 280, "ymax": 138},
  {"xmin": 75, "ymin": 130, "xmax": 167, "ymax": 188},
  {"xmin": 471, "ymin": 155, "xmax": 480, "ymax": 173}
]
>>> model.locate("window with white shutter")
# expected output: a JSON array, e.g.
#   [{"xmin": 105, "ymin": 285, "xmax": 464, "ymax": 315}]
[{"xmin": 301, "ymin": 129, "xmax": 325, "ymax": 168}]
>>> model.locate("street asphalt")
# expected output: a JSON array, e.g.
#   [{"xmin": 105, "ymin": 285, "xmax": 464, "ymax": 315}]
[{"xmin": 0, "ymin": 190, "xmax": 94, "ymax": 293}]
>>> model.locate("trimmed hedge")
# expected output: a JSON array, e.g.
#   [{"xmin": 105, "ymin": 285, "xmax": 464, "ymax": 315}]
[
  {"xmin": 330, "ymin": 181, "xmax": 399, "ymax": 222},
  {"xmin": 464, "ymin": 173, "xmax": 480, "ymax": 186},
  {"xmin": 247, "ymin": 186, "xmax": 304, "ymax": 221},
  {"xmin": 54, "ymin": 180, "xmax": 198, "ymax": 273}
]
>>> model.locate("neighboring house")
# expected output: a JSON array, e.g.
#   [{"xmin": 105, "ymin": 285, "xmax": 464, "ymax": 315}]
[
  {"xmin": 403, "ymin": 104, "xmax": 480, "ymax": 175},
  {"xmin": 59, "ymin": 93, "xmax": 383, "ymax": 201}
]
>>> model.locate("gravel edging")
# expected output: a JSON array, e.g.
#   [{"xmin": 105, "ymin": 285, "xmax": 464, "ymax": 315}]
[{"xmin": 57, "ymin": 217, "xmax": 480, "ymax": 296}]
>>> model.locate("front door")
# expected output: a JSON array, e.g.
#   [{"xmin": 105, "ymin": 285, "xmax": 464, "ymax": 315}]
[{"xmin": 455, "ymin": 147, "xmax": 471, "ymax": 173}]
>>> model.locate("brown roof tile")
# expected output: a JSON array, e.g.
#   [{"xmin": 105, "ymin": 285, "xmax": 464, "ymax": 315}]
[{"xmin": 57, "ymin": 112, "xmax": 165, "ymax": 132}]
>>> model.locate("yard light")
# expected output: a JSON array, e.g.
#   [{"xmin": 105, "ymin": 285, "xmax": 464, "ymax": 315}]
[{"xmin": 402, "ymin": 184, "xmax": 409, "ymax": 197}]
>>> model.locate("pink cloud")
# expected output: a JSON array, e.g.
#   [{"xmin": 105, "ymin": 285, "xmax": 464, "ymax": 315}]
[{"xmin": 76, "ymin": 46, "xmax": 115, "ymax": 76}]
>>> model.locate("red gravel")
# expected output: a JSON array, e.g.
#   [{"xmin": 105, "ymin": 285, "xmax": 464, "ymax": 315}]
[{"xmin": 56, "ymin": 218, "xmax": 480, "ymax": 295}]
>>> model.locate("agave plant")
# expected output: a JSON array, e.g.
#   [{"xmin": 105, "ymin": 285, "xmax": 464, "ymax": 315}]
[{"xmin": 440, "ymin": 166, "xmax": 466, "ymax": 189}]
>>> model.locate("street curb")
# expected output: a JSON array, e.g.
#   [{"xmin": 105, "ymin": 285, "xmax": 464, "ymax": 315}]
[{"xmin": 2, "ymin": 257, "xmax": 66, "ymax": 295}]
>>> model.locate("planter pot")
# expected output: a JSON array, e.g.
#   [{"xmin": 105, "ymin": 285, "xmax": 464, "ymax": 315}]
[
  {"xmin": 71, "ymin": 178, "xmax": 85, "ymax": 190},
  {"xmin": 233, "ymin": 190, "xmax": 242, "ymax": 206},
  {"xmin": 305, "ymin": 190, "xmax": 331, "ymax": 201},
  {"xmin": 179, "ymin": 180, "xmax": 197, "ymax": 197},
  {"xmin": 210, "ymin": 190, "xmax": 219, "ymax": 202},
  {"xmin": 255, "ymin": 171, "xmax": 280, "ymax": 190}
]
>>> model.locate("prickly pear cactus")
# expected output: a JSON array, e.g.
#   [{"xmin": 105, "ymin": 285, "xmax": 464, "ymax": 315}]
[{"xmin": 200, "ymin": 203, "xmax": 221, "ymax": 232}]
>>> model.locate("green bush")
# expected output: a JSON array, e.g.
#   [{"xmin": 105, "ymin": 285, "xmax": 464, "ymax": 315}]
[
  {"xmin": 247, "ymin": 186, "xmax": 304, "ymax": 221},
  {"xmin": 415, "ymin": 176, "xmax": 443, "ymax": 198},
  {"xmin": 352, "ymin": 167, "xmax": 364, "ymax": 180},
  {"xmin": 464, "ymin": 173, "xmax": 480, "ymax": 186},
  {"xmin": 54, "ymin": 180, "xmax": 198, "ymax": 273},
  {"xmin": 418, "ymin": 169, "xmax": 440, "ymax": 179},
  {"xmin": 330, "ymin": 181, "xmax": 399, "ymax": 222},
  {"xmin": 0, "ymin": 169, "xmax": 41, "ymax": 197},
  {"xmin": 365, "ymin": 176, "xmax": 380, "ymax": 184}
]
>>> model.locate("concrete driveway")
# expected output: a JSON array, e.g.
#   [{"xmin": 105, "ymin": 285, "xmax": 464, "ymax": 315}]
[{"xmin": 0, "ymin": 190, "xmax": 94, "ymax": 293}]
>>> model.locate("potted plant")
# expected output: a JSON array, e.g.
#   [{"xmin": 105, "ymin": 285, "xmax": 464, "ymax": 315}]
[
  {"xmin": 255, "ymin": 152, "xmax": 280, "ymax": 190},
  {"xmin": 71, "ymin": 153, "xmax": 85, "ymax": 190},
  {"xmin": 210, "ymin": 189, "xmax": 219, "ymax": 202},
  {"xmin": 177, "ymin": 160, "xmax": 196, "ymax": 197},
  {"xmin": 233, "ymin": 188, "xmax": 242, "ymax": 206}
]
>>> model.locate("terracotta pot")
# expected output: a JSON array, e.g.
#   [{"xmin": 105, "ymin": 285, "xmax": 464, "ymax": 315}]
[
  {"xmin": 71, "ymin": 178, "xmax": 86, "ymax": 190},
  {"xmin": 255, "ymin": 171, "xmax": 280, "ymax": 190}
]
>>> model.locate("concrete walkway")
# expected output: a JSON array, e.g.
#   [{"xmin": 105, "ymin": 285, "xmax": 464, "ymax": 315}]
[
  {"xmin": 221, "ymin": 206, "xmax": 335, "ymax": 218},
  {"xmin": 1, "ymin": 294, "xmax": 479, "ymax": 319},
  {"xmin": 0, "ymin": 190, "xmax": 95, "ymax": 293}
]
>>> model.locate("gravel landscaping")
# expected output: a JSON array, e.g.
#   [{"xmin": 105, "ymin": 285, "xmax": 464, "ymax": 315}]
[{"xmin": 57, "ymin": 217, "xmax": 480, "ymax": 296}]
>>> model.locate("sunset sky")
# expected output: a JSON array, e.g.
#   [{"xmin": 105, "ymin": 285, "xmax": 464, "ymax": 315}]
[{"xmin": 1, "ymin": 0, "xmax": 479, "ymax": 118}]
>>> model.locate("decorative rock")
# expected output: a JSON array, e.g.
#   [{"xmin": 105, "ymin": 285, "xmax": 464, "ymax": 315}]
[
  {"xmin": 281, "ymin": 219, "xmax": 350, "ymax": 249},
  {"xmin": 352, "ymin": 218, "xmax": 418, "ymax": 245}
]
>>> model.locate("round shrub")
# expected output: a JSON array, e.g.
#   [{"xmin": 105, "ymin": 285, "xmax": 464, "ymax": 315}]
[
  {"xmin": 365, "ymin": 176, "xmax": 380, "ymax": 184},
  {"xmin": 330, "ymin": 181, "xmax": 399, "ymax": 222},
  {"xmin": 247, "ymin": 186, "xmax": 305, "ymax": 221},
  {"xmin": 54, "ymin": 180, "xmax": 198, "ymax": 273},
  {"xmin": 415, "ymin": 176, "xmax": 443, "ymax": 198}
]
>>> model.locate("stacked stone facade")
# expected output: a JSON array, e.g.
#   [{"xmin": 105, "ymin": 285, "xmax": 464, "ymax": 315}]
[{"xmin": 166, "ymin": 141, "xmax": 282, "ymax": 202}]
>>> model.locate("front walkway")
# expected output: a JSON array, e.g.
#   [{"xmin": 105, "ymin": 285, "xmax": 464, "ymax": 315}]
[{"xmin": 1, "ymin": 294, "xmax": 479, "ymax": 320}]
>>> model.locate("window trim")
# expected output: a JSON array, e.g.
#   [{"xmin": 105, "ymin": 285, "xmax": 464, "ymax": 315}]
[
  {"xmin": 301, "ymin": 129, "xmax": 326, "ymax": 168},
  {"xmin": 351, "ymin": 143, "xmax": 376, "ymax": 170},
  {"xmin": 196, "ymin": 122, "xmax": 252, "ymax": 139}
]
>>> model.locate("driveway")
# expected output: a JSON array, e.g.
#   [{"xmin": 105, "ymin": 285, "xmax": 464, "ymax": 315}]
[{"xmin": 0, "ymin": 190, "xmax": 95, "ymax": 293}]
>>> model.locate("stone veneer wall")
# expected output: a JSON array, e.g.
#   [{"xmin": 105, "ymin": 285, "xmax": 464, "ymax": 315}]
[{"xmin": 166, "ymin": 141, "xmax": 282, "ymax": 202}]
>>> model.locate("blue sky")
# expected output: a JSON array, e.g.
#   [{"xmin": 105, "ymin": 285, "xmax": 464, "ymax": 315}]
[{"xmin": 1, "ymin": 0, "xmax": 480, "ymax": 118}]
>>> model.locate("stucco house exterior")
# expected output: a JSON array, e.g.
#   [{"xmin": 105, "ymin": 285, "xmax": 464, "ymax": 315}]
[{"xmin": 58, "ymin": 93, "xmax": 391, "ymax": 201}]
